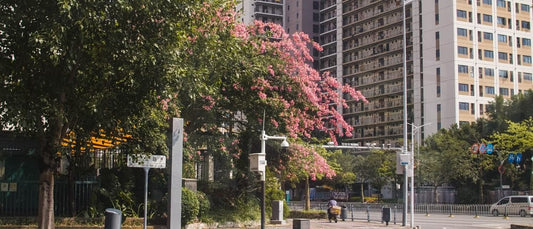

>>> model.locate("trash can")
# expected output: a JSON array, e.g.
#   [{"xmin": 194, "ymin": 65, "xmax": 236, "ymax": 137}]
[
  {"xmin": 104, "ymin": 208, "xmax": 122, "ymax": 229},
  {"xmin": 340, "ymin": 205, "xmax": 347, "ymax": 221},
  {"xmin": 382, "ymin": 207, "xmax": 391, "ymax": 226}
]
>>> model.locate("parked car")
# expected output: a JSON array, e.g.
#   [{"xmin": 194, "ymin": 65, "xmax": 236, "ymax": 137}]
[{"xmin": 490, "ymin": 195, "xmax": 533, "ymax": 217}]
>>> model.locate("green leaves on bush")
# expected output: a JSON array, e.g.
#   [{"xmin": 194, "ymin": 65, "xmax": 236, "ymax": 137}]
[
  {"xmin": 181, "ymin": 188, "xmax": 211, "ymax": 226},
  {"xmin": 181, "ymin": 187, "xmax": 200, "ymax": 226}
]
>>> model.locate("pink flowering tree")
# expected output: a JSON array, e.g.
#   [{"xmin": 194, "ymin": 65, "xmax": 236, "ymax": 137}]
[
  {"xmin": 164, "ymin": 0, "xmax": 367, "ymax": 210},
  {"xmin": 275, "ymin": 141, "xmax": 336, "ymax": 210}
]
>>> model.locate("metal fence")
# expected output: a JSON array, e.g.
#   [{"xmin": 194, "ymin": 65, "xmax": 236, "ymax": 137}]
[
  {"xmin": 0, "ymin": 180, "xmax": 97, "ymax": 217},
  {"xmin": 287, "ymin": 202, "xmax": 494, "ymax": 223}
]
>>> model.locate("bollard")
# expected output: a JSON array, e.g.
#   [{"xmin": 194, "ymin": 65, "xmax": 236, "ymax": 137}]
[
  {"xmin": 366, "ymin": 206, "xmax": 370, "ymax": 222},
  {"xmin": 503, "ymin": 206, "xmax": 509, "ymax": 219},
  {"xmin": 448, "ymin": 205, "xmax": 454, "ymax": 218},
  {"xmin": 425, "ymin": 205, "xmax": 430, "ymax": 217},
  {"xmin": 474, "ymin": 205, "xmax": 479, "ymax": 218},
  {"xmin": 393, "ymin": 205, "xmax": 397, "ymax": 225},
  {"xmin": 350, "ymin": 204, "xmax": 354, "ymax": 221},
  {"xmin": 104, "ymin": 208, "xmax": 122, "ymax": 229}
]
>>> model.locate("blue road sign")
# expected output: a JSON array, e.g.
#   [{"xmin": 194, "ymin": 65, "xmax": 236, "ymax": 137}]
[
  {"xmin": 508, "ymin": 153, "xmax": 515, "ymax": 163},
  {"xmin": 486, "ymin": 143, "xmax": 494, "ymax": 155},
  {"xmin": 479, "ymin": 143, "xmax": 486, "ymax": 154},
  {"xmin": 516, "ymin": 153, "xmax": 522, "ymax": 164}
]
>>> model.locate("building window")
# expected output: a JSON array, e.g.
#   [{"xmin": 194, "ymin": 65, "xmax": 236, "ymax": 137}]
[
  {"xmin": 458, "ymin": 65, "xmax": 469, "ymax": 73},
  {"xmin": 499, "ymin": 87, "xmax": 509, "ymax": 96},
  {"xmin": 499, "ymin": 70, "xmax": 508, "ymax": 78},
  {"xmin": 485, "ymin": 68, "xmax": 494, "ymax": 76},
  {"xmin": 457, "ymin": 10, "xmax": 467, "ymax": 18},
  {"xmin": 483, "ymin": 32, "xmax": 493, "ymax": 40},
  {"xmin": 486, "ymin": 86, "xmax": 495, "ymax": 94},
  {"xmin": 458, "ymin": 28, "xmax": 468, "ymax": 37},
  {"xmin": 524, "ymin": 73, "xmax": 532, "ymax": 81},
  {"xmin": 458, "ymin": 46, "xmax": 468, "ymax": 55},
  {"xmin": 523, "ymin": 38, "xmax": 531, "ymax": 46},
  {"xmin": 484, "ymin": 50, "xmax": 494, "ymax": 58},
  {"xmin": 496, "ymin": 0, "xmax": 506, "ymax": 7},
  {"xmin": 459, "ymin": 83, "xmax": 469, "ymax": 92},
  {"xmin": 498, "ymin": 52, "xmax": 508, "ymax": 60},
  {"xmin": 522, "ymin": 21, "xmax": 531, "ymax": 29},
  {"xmin": 483, "ymin": 0, "xmax": 492, "ymax": 5},
  {"xmin": 313, "ymin": 1, "xmax": 319, "ymax": 10},
  {"xmin": 459, "ymin": 102, "xmax": 470, "ymax": 110},
  {"xmin": 521, "ymin": 4, "xmax": 530, "ymax": 12},
  {"xmin": 523, "ymin": 55, "xmax": 532, "ymax": 64},
  {"xmin": 483, "ymin": 14, "xmax": 492, "ymax": 23},
  {"xmin": 497, "ymin": 17, "xmax": 506, "ymax": 26},
  {"xmin": 498, "ymin": 34, "xmax": 507, "ymax": 42}
]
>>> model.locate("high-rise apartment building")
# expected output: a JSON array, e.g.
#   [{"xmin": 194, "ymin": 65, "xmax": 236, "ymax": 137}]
[
  {"xmin": 319, "ymin": 0, "xmax": 533, "ymax": 146},
  {"xmin": 239, "ymin": 0, "xmax": 285, "ymax": 26},
  {"xmin": 285, "ymin": 0, "xmax": 322, "ymax": 68},
  {"xmin": 423, "ymin": 0, "xmax": 533, "ymax": 135},
  {"xmin": 324, "ymin": 0, "xmax": 413, "ymax": 147}
]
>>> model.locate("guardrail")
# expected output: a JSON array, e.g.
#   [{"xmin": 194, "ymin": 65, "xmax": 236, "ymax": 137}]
[{"xmin": 287, "ymin": 202, "xmax": 494, "ymax": 223}]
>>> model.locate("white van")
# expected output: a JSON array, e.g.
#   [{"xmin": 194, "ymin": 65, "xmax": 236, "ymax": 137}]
[{"xmin": 490, "ymin": 195, "xmax": 533, "ymax": 217}]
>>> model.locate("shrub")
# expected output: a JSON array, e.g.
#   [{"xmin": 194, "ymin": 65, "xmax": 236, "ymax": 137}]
[
  {"xmin": 181, "ymin": 187, "xmax": 199, "ymax": 226},
  {"xmin": 196, "ymin": 191, "xmax": 210, "ymax": 221},
  {"xmin": 288, "ymin": 210, "xmax": 326, "ymax": 219}
]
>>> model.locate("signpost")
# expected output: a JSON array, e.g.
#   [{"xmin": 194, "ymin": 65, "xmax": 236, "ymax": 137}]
[{"xmin": 127, "ymin": 154, "xmax": 167, "ymax": 229}]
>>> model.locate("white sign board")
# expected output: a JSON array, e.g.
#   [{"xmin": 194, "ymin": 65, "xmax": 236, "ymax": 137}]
[{"xmin": 127, "ymin": 154, "xmax": 166, "ymax": 168}]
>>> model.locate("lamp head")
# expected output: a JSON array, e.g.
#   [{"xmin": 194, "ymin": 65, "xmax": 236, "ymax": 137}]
[{"xmin": 280, "ymin": 139, "xmax": 289, "ymax": 148}]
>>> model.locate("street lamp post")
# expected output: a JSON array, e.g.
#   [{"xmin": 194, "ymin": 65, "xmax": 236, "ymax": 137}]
[
  {"xmin": 402, "ymin": 0, "xmax": 412, "ymax": 226},
  {"xmin": 409, "ymin": 123, "xmax": 431, "ymax": 228},
  {"xmin": 257, "ymin": 130, "xmax": 289, "ymax": 229}
]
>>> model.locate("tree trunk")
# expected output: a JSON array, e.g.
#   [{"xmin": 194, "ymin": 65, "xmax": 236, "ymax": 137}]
[
  {"xmin": 304, "ymin": 177, "xmax": 311, "ymax": 211},
  {"xmin": 38, "ymin": 167, "xmax": 55, "ymax": 229},
  {"xmin": 360, "ymin": 183, "xmax": 365, "ymax": 203}
]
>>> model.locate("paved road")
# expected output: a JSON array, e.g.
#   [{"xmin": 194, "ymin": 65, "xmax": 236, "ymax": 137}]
[
  {"xmin": 266, "ymin": 214, "xmax": 533, "ymax": 229},
  {"xmin": 413, "ymin": 214, "xmax": 532, "ymax": 229}
]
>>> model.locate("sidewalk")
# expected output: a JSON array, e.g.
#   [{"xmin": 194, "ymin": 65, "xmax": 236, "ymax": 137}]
[{"xmin": 266, "ymin": 219, "xmax": 405, "ymax": 229}]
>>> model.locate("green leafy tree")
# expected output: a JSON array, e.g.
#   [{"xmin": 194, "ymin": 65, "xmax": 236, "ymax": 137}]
[
  {"xmin": 1, "ymin": 0, "xmax": 190, "ymax": 227},
  {"xmin": 419, "ymin": 124, "xmax": 480, "ymax": 203},
  {"xmin": 328, "ymin": 150, "xmax": 357, "ymax": 191},
  {"xmin": 353, "ymin": 150, "xmax": 395, "ymax": 202},
  {"xmin": 490, "ymin": 118, "xmax": 533, "ymax": 191}
]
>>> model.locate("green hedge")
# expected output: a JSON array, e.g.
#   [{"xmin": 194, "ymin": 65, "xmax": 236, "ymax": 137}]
[{"xmin": 288, "ymin": 210, "xmax": 326, "ymax": 219}]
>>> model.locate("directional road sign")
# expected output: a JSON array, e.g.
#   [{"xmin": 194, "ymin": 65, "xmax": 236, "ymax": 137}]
[
  {"xmin": 486, "ymin": 143, "xmax": 494, "ymax": 155},
  {"xmin": 508, "ymin": 153, "xmax": 515, "ymax": 164},
  {"xmin": 516, "ymin": 153, "xmax": 522, "ymax": 164}
]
